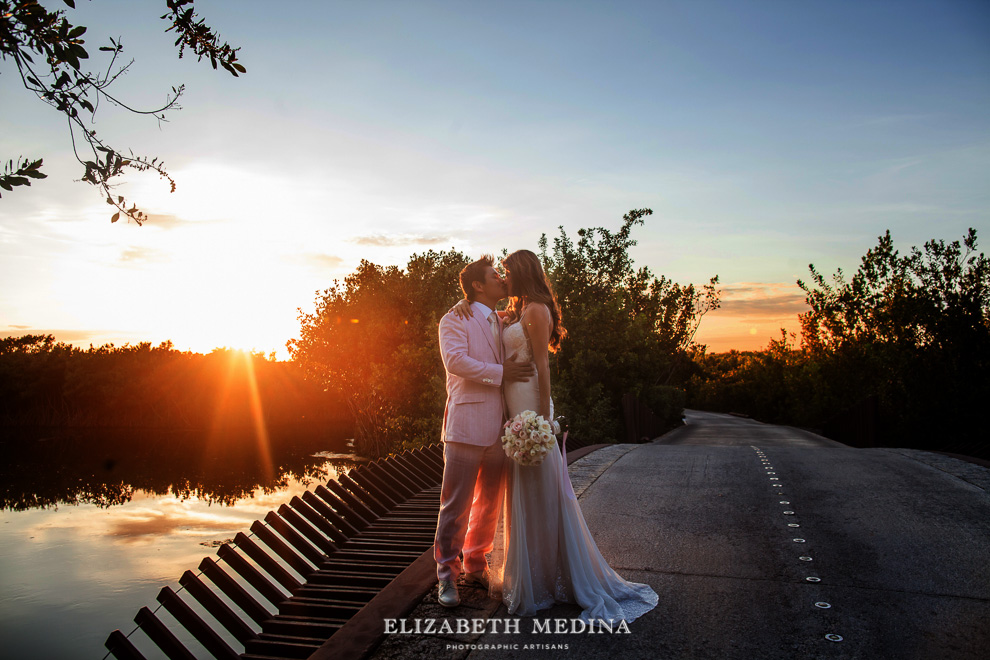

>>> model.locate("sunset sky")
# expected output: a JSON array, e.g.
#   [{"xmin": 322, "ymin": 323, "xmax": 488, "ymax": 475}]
[{"xmin": 2, "ymin": 0, "xmax": 988, "ymax": 357}]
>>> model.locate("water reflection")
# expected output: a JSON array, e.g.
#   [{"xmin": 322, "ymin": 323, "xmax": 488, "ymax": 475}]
[
  {"xmin": 0, "ymin": 425, "xmax": 361, "ymax": 660},
  {"xmin": 1, "ymin": 425, "xmax": 356, "ymax": 511}
]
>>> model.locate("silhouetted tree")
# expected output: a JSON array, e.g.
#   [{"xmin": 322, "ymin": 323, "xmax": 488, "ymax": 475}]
[
  {"xmin": 540, "ymin": 209, "xmax": 720, "ymax": 441},
  {"xmin": 688, "ymin": 228, "xmax": 990, "ymax": 458},
  {"xmin": 798, "ymin": 227, "xmax": 989, "ymax": 445},
  {"xmin": 0, "ymin": 0, "xmax": 245, "ymax": 223},
  {"xmin": 289, "ymin": 250, "xmax": 471, "ymax": 458}
]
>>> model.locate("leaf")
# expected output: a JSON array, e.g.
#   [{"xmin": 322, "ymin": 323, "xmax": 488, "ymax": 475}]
[
  {"xmin": 69, "ymin": 26, "xmax": 87, "ymax": 39},
  {"xmin": 111, "ymin": 212, "xmax": 120, "ymax": 223},
  {"xmin": 232, "ymin": 63, "xmax": 246, "ymax": 73},
  {"xmin": 64, "ymin": 0, "xmax": 76, "ymax": 7}
]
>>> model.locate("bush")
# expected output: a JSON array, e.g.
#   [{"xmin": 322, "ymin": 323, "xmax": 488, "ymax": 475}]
[
  {"xmin": 641, "ymin": 385, "xmax": 686, "ymax": 428},
  {"xmin": 688, "ymin": 228, "xmax": 990, "ymax": 459}
]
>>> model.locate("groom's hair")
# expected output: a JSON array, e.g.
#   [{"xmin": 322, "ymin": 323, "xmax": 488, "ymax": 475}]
[{"xmin": 460, "ymin": 254, "xmax": 494, "ymax": 301}]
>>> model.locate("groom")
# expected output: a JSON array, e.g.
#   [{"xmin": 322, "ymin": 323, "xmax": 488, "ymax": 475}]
[{"xmin": 434, "ymin": 255, "xmax": 533, "ymax": 608}]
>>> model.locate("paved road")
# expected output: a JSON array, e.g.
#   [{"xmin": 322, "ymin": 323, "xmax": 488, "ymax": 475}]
[
  {"xmin": 369, "ymin": 411, "xmax": 990, "ymax": 660},
  {"xmin": 666, "ymin": 409, "xmax": 847, "ymax": 447}
]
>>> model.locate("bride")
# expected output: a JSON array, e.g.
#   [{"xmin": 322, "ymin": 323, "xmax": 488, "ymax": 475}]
[{"xmin": 455, "ymin": 249, "xmax": 657, "ymax": 623}]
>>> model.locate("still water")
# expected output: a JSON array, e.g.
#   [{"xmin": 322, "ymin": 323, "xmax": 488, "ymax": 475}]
[{"xmin": 0, "ymin": 427, "xmax": 357, "ymax": 659}]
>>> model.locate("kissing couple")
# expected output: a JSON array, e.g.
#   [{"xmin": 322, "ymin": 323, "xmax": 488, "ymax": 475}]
[{"xmin": 433, "ymin": 249, "xmax": 658, "ymax": 622}]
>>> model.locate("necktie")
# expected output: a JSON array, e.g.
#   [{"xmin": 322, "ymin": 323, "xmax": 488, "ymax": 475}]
[{"xmin": 488, "ymin": 312, "xmax": 498, "ymax": 341}]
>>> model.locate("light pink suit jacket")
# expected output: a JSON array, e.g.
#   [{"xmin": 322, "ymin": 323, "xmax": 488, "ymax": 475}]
[{"xmin": 438, "ymin": 306, "xmax": 505, "ymax": 445}]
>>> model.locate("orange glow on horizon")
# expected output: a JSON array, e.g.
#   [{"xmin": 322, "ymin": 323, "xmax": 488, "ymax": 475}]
[
  {"xmin": 242, "ymin": 351, "xmax": 275, "ymax": 483},
  {"xmin": 204, "ymin": 350, "xmax": 275, "ymax": 483},
  {"xmin": 694, "ymin": 316, "xmax": 804, "ymax": 353},
  {"xmin": 692, "ymin": 281, "xmax": 808, "ymax": 353}
]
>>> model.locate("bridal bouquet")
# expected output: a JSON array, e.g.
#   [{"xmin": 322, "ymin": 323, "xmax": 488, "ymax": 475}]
[{"xmin": 501, "ymin": 410, "xmax": 557, "ymax": 466}]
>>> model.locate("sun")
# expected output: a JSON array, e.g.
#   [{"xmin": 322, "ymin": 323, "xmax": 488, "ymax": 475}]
[{"xmin": 42, "ymin": 160, "xmax": 360, "ymax": 358}]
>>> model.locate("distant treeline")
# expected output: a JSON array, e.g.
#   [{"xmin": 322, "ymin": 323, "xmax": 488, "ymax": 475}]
[
  {"xmin": 687, "ymin": 228, "xmax": 990, "ymax": 461},
  {"xmin": 0, "ymin": 335, "xmax": 350, "ymax": 434},
  {"xmin": 6, "ymin": 222, "xmax": 984, "ymax": 465},
  {"xmin": 0, "ymin": 426, "xmax": 359, "ymax": 511}
]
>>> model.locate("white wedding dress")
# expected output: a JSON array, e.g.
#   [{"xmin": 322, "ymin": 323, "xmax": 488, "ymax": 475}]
[{"xmin": 489, "ymin": 316, "xmax": 658, "ymax": 623}]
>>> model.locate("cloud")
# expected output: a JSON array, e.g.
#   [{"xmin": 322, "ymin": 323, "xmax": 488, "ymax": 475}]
[
  {"xmin": 719, "ymin": 296, "xmax": 808, "ymax": 317},
  {"xmin": 142, "ymin": 213, "xmax": 207, "ymax": 230},
  {"xmin": 299, "ymin": 253, "xmax": 346, "ymax": 269},
  {"xmin": 107, "ymin": 510, "xmax": 247, "ymax": 541},
  {"xmin": 714, "ymin": 282, "xmax": 809, "ymax": 318},
  {"xmin": 0, "ymin": 328, "xmax": 148, "ymax": 344},
  {"xmin": 119, "ymin": 246, "xmax": 168, "ymax": 264},
  {"xmin": 849, "ymin": 202, "xmax": 977, "ymax": 216},
  {"xmin": 351, "ymin": 233, "xmax": 454, "ymax": 247},
  {"xmin": 846, "ymin": 113, "xmax": 932, "ymax": 129}
]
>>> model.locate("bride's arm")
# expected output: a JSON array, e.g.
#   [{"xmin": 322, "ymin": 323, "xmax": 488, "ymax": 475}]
[
  {"xmin": 450, "ymin": 299, "xmax": 472, "ymax": 319},
  {"xmin": 522, "ymin": 303, "xmax": 553, "ymax": 421}
]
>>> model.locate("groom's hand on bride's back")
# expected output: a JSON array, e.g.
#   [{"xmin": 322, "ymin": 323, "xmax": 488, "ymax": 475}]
[{"xmin": 503, "ymin": 359, "xmax": 535, "ymax": 383}]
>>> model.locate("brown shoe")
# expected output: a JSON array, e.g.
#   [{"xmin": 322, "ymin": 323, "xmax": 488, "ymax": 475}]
[{"xmin": 462, "ymin": 570, "xmax": 490, "ymax": 590}]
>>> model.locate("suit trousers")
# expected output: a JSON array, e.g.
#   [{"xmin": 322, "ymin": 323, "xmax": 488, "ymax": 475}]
[{"xmin": 434, "ymin": 440, "xmax": 507, "ymax": 581}]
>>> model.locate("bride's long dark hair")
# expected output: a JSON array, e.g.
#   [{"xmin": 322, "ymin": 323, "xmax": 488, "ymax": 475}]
[{"xmin": 503, "ymin": 249, "xmax": 566, "ymax": 351}]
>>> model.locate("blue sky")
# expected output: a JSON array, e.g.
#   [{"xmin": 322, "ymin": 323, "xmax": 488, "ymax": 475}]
[{"xmin": 1, "ymin": 0, "xmax": 988, "ymax": 355}]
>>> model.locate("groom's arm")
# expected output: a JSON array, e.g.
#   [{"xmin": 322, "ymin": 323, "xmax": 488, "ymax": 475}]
[{"xmin": 439, "ymin": 312, "xmax": 503, "ymax": 387}]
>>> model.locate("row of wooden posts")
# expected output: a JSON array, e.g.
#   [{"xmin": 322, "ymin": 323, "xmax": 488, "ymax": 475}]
[{"xmin": 104, "ymin": 443, "xmax": 446, "ymax": 660}]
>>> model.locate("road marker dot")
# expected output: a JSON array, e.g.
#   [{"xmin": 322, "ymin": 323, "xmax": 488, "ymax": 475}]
[
  {"xmin": 793, "ymin": 538, "xmax": 806, "ymax": 543},
  {"xmin": 815, "ymin": 602, "xmax": 831, "ymax": 609},
  {"xmin": 825, "ymin": 634, "xmax": 843, "ymax": 642}
]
